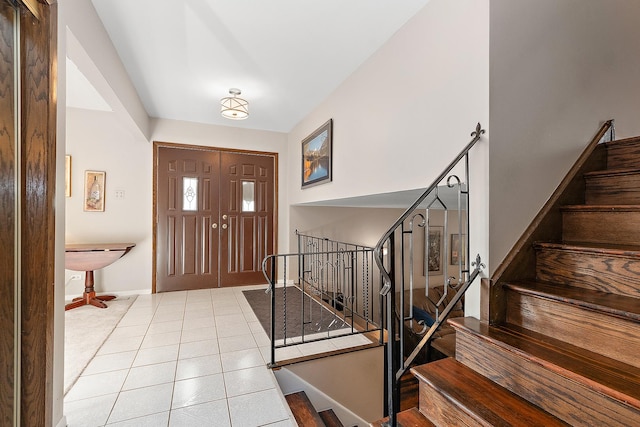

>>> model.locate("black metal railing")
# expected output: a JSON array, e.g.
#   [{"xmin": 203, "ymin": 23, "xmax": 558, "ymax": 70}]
[
  {"xmin": 261, "ymin": 233, "xmax": 383, "ymax": 367},
  {"xmin": 374, "ymin": 123, "xmax": 486, "ymax": 426}
]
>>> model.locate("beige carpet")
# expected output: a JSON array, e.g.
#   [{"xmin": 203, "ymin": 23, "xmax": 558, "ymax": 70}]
[{"xmin": 64, "ymin": 296, "xmax": 136, "ymax": 395}]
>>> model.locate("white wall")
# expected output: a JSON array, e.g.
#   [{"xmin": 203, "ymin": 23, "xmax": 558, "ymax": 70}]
[
  {"xmin": 65, "ymin": 108, "xmax": 152, "ymax": 296},
  {"xmin": 288, "ymin": 0, "xmax": 490, "ymax": 205},
  {"xmin": 489, "ymin": 0, "xmax": 640, "ymax": 273},
  {"xmin": 287, "ymin": 0, "xmax": 490, "ymax": 316},
  {"xmin": 61, "ymin": 0, "xmax": 149, "ymax": 139}
]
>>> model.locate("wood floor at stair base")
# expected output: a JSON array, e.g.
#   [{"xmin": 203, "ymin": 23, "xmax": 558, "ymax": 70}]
[
  {"xmin": 505, "ymin": 289, "xmax": 640, "ymax": 369},
  {"xmin": 535, "ymin": 245, "xmax": 640, "ymax": 298},
  {"xmin": 455, "ymin": 330, "xmax": 640, "ymax": 427}
]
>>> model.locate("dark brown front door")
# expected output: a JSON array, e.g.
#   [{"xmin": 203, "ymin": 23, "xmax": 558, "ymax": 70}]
[
  {"xmin": 220, "ymin": 152, "xmax": 275, "ymax": 286},
  {"xmin": 155, "ymin": 145, "xmax": 275, "ymax": 292}
]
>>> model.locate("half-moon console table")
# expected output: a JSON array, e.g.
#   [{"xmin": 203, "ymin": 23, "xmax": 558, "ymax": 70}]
[{"xmin": 65, "ymin": 243, "xmax": 136, "ymax": 311}]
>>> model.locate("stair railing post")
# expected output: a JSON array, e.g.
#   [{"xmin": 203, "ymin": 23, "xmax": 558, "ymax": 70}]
[
  {"xmin": 386, "ymin": 234, "xmax": 398, "ymax": 426},
  {"xmin": 269, "ymin": 255, "xmax": 277, "ymax": 367}
]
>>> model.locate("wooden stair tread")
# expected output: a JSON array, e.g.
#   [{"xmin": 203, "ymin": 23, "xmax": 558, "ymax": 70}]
[
  {"xmin": 318, "ymin": 409, "xmax": 344, "ymax": 427},
  {"xmin": 534, "ymin": 241, "xmax": 640, "ymax": 257},
  {"xmin": 411, "ymin": 358, "xmax": 568, "ymax": 426},
  {"xmin": 449, "ymin": 317, "xmax": 640, "ymax": 409},
  {"xmin": 605, "ymin": 135, "xmax": 640, "ymax": 148},
  {"xmin": 285, "ymin": 391, "xmax": 325, "ymax": 427},
  {"xmin": 370, "ymin": 407, "xmax": 435, "ymax": 427},
  {"xmin": 503, "ymin": 280, "xmax": 640, "ymax": 320},
  {"xmin": 561, "ymin": 204, "xmax": 640, "ymax": 212},
  {"xmin": 584, "ymin": 167, "xmax": 640, "ymax": 178}
]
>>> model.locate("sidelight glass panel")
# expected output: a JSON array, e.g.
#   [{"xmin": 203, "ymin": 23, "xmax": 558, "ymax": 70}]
[
  {"xmin": 242, "ymin": 181, "xmax": 255, "ymax": 212},
  {"xmin": 183, "ymin": 177, "xmax": 198, "ymax": 211}
]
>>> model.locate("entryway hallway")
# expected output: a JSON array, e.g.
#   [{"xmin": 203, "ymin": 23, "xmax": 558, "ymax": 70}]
[{"xmin": 64, "ymin": 285, "xmax": 305, "ymax": 426}]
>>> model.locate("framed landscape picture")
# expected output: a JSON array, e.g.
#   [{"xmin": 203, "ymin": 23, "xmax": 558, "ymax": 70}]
[{"xmin": 302, "ymin": 119, "xmax": 332, "ymax": 188}]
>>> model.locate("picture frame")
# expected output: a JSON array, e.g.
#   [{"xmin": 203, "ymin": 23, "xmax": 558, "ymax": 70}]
[
  {"xmin": 65, "ymin": 155, "xmax": 72, "ymax": 197},
  {"xmin": 450, "ymin": 234, "xmax": 466, "ymax": 265},
  {"xmin": 301, "ymin": 119, "xmax": 332, "ymax": 188},
  {"xmin": 84, "ymin": 170, "xmax": 106, "ymax": 212},
  {"xmin": 427, "ymin": 226, "xmax": 443, "ymax": 275}
]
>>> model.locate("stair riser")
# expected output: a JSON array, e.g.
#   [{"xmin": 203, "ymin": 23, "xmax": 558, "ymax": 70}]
[
  {"xmin": 562, "ymin": 210, "xmax": 640, "ymax": 245},
  {"xmin": 607, "ymin": 140, "xmax": 640, "ymax": 170},
  {"xmin": 506, "ymin": 291, "xmax": 640, "ymax": 369},
  {"xmin": 417, "ymin": 383, "xmax": 493, "ymax": 427},
  {"xmin": 585, "ymin": 173, "xmax": 640, "ymax": 204},
  {"xmin": 455, "ymin": 330, "xmax": 640, "ymax": 427},
  {"xmin": 535, "ymin": 247, "xmax": 640, "ymax": 299}
]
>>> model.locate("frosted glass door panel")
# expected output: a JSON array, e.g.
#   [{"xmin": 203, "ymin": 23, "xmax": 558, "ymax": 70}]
[
  {"xmin": 242, "ymin": 181, "xmax": 255, "ymax": 212},
  {"xmin": 183, "ymin": 177, "xmax": 198, "ymax": 211}
]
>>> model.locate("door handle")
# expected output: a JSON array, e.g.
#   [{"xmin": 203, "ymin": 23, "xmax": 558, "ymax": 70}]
[
  {"xmin": 222, "ymin": 224, "xmax": 228, "ymax": 230},
  {"xmin": 222, "ymin": 214, "xmax": 228, "ymax": 220},
  {"xmin": 212, "ymin": 223, "xmax": 218, "ymax": 229}
]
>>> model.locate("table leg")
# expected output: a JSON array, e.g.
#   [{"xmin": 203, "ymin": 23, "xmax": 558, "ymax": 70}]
[{"xmin": 64, "ymin": 270, "xmax": 117, "ymax": 311}]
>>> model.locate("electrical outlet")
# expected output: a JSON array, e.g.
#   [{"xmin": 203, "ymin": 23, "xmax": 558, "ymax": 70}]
[{"xmin": 70, "ymin": 274, "xmax": 82, "ymax": 281}]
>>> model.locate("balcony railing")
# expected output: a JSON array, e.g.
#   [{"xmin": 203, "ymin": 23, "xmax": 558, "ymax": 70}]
[{"xmin": 262, "ymin": 232, "xmax": 383, "ymax": 367}]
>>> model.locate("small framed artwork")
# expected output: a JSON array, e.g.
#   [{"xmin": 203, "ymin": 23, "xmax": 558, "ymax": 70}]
[
  {"xmin": 84, "ymin": 170, "xmax": 106, "ymax": 212},
  {"xmin": 302, "ymin": 119, "xmax": 332, "ymax": 188},
  {"xmin": 65, "ymin": 155, "xmax": 72, "ymax": 197},
  {"xmin": 427, "ymin": 226, "xmax": 443, "ymax": 275},
  {"xmin": 450, "ymin": 234, "xmax": 466, "ymax": 265}
]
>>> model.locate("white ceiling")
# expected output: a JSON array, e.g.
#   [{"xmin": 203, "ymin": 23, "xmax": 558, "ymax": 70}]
[{"xmin": 88, "ymin": 0, "xmax": 430, "ymax": 133}]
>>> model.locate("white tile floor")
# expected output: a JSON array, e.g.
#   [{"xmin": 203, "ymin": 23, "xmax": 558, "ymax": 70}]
[
  {"xmin": 64, "ymin": 285, "xmax": 296, "ymax": 427},
  {"xmin": 64, "ymin": 285, "xmax": 373, "ymax": 426}
]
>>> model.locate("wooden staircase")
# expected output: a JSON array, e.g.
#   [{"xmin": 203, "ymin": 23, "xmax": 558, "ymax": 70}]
[
  {"xmin": 373, "ymin": 134, "xmax": 640, "ymax": 426},
  {"xmin": 285, "ymin": 391, "xmax": 345, "ymax": 427}
]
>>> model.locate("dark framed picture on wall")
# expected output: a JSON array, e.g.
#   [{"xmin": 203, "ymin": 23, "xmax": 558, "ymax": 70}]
[
  {"xmin": 301, "ymin": 119, "xmax": 332, "ymax": 188},
  {"xmin": 427, "ymin": 226, "xmax": 443, "ymax": 275}
]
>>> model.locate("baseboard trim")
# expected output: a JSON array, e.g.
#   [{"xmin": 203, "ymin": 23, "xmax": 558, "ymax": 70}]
[{"xmin": 55, "ymin": 415, "xmax": 67, "ymax": 427}]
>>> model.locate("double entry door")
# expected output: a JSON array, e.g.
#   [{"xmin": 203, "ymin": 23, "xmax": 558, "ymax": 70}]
[{"xmin": 155, "ymin": 144, "xmax": 276, "ymax": 292}]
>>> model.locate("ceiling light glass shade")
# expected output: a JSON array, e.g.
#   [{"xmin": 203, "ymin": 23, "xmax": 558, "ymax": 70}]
[{"xmin": 221, "ymin": 88, "xmax": 249, "ymax": 120}]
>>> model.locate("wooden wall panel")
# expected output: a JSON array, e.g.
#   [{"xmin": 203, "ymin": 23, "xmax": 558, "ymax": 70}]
[
  {"xmin": 18, "ymin": 2, "xmax": 56, "ymax": 425},
  {"xmin": 0, "ymin": 3, "xmax": 16, "ymax": 425}
]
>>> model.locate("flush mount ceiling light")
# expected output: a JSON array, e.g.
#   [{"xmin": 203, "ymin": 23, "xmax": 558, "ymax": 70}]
[{"xmin": 220, "ymin": 88, "xmax": 249, "ymax": 120}]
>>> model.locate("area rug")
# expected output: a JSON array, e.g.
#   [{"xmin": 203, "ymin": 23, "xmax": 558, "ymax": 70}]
[
  {"xmin": 243, "ymin": 286, "xmax": 347, "ymax": 341},
  {"xmin": 64, "ymin": 295, "xmax": 136, "ymax": 394}
]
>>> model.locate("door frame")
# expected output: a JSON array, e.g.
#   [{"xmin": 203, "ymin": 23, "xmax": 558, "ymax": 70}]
[{"xmin": 152, "ymin": 141, "xmax": 278, "ymax": 293}]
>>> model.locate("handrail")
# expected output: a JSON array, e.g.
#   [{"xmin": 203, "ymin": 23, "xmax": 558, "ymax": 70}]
[
  {"xmin": 374, "ymin": 123, "xmax": 485, "ymax": 426},
  {"xmin": 491, "ymin": 119, "xmax": 615, "ymax": 287},
  {"xmin": 375, "ymin": 123, "xmax": 485, "ymax": 295}
]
